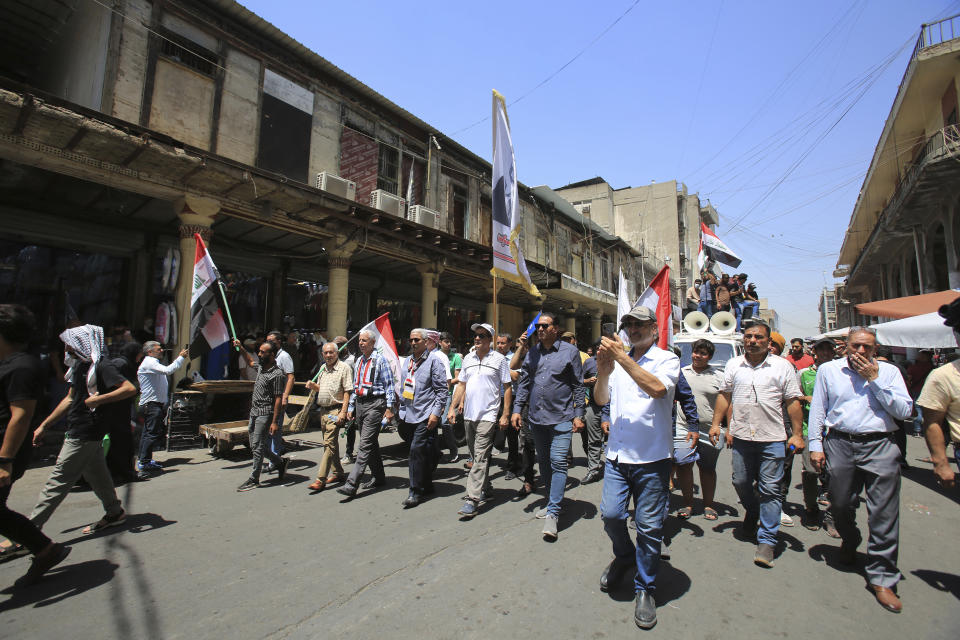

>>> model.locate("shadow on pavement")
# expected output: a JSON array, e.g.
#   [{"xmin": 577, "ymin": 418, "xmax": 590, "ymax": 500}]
[
  {"xmin": 604, "ymin": 561, "xmax": 691, "ymax": 606},
  {"xmin": 59, "ymin": 512, "xmax": 178, "ymax": 545},
  {"xmin": 664, "ymin": 516, "xmax": 705, "ymax": 543},
  {"xmin": 808, "ymin": 543, "xmax": 860, "ymax": 574},
  {"xmin": 901, "ymin": 467, "xmax": 960, "ymax": 505},
  {"xmin": 558, "ymin": 499, "xmax": 598, "ymax": 531},
  {"xmin": 911, "ymin": 569, "xmax": 960, "ymax": 600},
  {"xmin": 0, "ymin": 559, "xmax": 119, "ymax": 612}
]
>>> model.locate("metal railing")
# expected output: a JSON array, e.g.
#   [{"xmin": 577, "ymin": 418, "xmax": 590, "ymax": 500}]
[{"xmin": 912, "ymin": 14, "xmax": 960, "ymax": 57}]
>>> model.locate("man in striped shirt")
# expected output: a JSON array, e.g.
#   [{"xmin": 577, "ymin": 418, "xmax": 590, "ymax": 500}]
[
  {"xmin": 235, "ymin": 340, "xmax": 288, "ymax": 492},
  {"xmin": 337, "ymin": 330, "xmax": 396, "ymax": 500}
]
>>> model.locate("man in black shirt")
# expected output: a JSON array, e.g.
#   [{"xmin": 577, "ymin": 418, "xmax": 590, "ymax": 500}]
[
  {"xmin": 29, "ymin": 325, "xmax": 133, "ymax": 535},
  {"xmin": 235, "ymin": 339, "xmax": 289, "ymax": 492},
  {"xmin": 0, "ymin": 305, "xmax": 72, "ymax": 587},
  {"xmin": 105, "ymin": 341, "xmax": 142, "ymax": 483}
]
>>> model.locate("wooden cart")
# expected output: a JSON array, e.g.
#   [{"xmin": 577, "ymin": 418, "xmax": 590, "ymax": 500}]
[{"xmin": 199, "ymin": 393, "xmax": 317, "ymax": 456}]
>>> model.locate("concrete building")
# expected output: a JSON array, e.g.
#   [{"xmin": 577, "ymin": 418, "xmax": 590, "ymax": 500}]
[
  {"xmin": 756, "ymin": 298, "xmax": 780, "ymax": 333},
  {"xmin": 818, "ymin": 287, "xmax": 839, "ymax": 333},
  {"xmin": 835, "ymin": 14, "xmax": 960, "ymax": 322},
  {"xmin": 0, "ymin": 0, "xmax": 646, "ymax": 377},
  {"xmin": 555, "ymin": 177, "xmax": 721, "ymax": 306}
]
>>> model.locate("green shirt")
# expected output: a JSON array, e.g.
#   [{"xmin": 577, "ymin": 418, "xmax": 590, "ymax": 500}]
[{"xmin": 799, "ymin": 365, "xmax": 818, "ymax": 437}]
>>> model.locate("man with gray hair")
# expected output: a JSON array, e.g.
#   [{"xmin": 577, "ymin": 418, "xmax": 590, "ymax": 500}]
[
  {"xmin": 401, "ymin": 328, "xmax": 448, "ymax": 507},
  {"xmin": 136, "ymin": 342, "xmax": 188, "ymax": 480},
  {"xmin": 809, "ymin": 326, "xmax": 913, "ymax": 613}
]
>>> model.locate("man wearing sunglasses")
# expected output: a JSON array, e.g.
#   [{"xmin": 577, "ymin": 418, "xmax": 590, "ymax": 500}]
[
  {"xmin": 511, "ymin": 311, "xmax": 585, "ymax": 541},
  {"xmin": 593, "ymin": 305, "xmax": 679, "ymax": 629}
]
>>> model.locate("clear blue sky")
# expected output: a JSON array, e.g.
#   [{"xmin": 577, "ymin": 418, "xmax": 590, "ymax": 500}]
[{"xmin": 240, "ymin": 0, "xmax": 960, "ymax": 337}]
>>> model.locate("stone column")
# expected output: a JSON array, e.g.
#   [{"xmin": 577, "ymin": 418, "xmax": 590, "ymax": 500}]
[
  {"xmin": 919, "ymin": 226, "xmax": 938, "ymax": 293},
  {"xmin": 326, "ymin": 234, "xmax": 358, "ymax": 338},
  {"xmin": 173, "ymin": 195, "xmax": 219, "ymax": 385},
  {"xmin": 565, "ymin": 303, "xmax": 578, "ymax": 334},
  {"xmin": 417, "ymin": 262, "xmax": 443, "ymax": 328},
  {"xmin": 590, "ymin": 309, "xmax": 602, "ymax": 343},
  {"xmin": 943, "ymin": 200, "xmax": 960, "ymax": 288}
]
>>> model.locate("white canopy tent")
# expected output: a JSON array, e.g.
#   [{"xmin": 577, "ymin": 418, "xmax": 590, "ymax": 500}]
[{"xmin": 870, "ymin": 313, "xmax": 957, "ymax": 349}]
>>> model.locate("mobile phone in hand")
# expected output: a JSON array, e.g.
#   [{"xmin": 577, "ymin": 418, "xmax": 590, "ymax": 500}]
[{"xmin": 602, "ymin": 323, "xmax": 616, "ymax": 338}]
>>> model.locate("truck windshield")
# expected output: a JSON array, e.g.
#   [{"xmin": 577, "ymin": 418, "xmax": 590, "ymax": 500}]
[{"xmin": 677, "ymin": 341, "xmax": 735, "ymax": 368}]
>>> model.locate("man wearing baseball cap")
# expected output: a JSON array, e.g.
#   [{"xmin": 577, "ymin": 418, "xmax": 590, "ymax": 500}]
[
  {"xmin": 450, "ymin": 323, "xmax": 512, "ymax": 518},
  {"xmin": 593, "ymin": 304, "xmax": 679, "ymax": 629}
]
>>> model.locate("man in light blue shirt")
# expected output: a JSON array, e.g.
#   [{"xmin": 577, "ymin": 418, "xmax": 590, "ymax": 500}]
[
  {"xmin": 401, "ymin": 328, "xmax": 448, "ymax": 508},
  {"xmin": 136, "ymin": 342, "xmax": 187, "ymax": 478},
  {"xmin": 808, "ymin": 326, "xmax": 912, "ymax": 614}
]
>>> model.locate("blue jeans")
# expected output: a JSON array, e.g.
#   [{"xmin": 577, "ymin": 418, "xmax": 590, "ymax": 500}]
[
  {"xmin": 732, "ymin": 301, "xmax": 743, "ymax": 332},
  {"xmin": 600, "ymin": 457, "xmax": 671, "ymax": 593},
  {"xmin": 730, "ymin": 439, "xmax": 785, "ymax": 545},
  {"xmin": 741, "ymin": 301, "xmax": 760, "ymax": 322},
  {"xmin": 698, "ymin": 300, "xmax": 715, "ymax": 317},
  {"xmin": 138, "ymin": 402, "xmax": 166, "ymax": 462},
  {"xmin": 530, "ymin": 421, "xmax": 573, "ymax": 517}
]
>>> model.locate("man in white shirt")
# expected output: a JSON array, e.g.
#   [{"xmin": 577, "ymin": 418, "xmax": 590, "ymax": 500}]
[
  {"xmin": 709, "ymin": 322, "xmax": 804, "ymax": 569},
  {"xmin": 808, "ymin": 326, "xmax": 913, "ymax": 614},
  {"xmin": 449, "ymin": 323, "xmax": 512, "ymax": 518},
  {"xmin": 266, "ymin": 331, "xmax": 295, "ymax": 460},
  {"xmin": 136, "ymin": 342, "xmax": 187, "ymax": 479},
  {"xmin": 594, "ymin": 305, "xmax": 679, "ymax": 630}
]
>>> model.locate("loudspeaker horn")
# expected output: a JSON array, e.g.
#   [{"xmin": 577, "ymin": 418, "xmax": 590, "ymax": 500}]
[
  {"xmin": 683, "ymin": 311, "xmax": 709, "ymax": 334},
  {"xmin": 710, "ymin": 311, "xmax": 736, "ymax": 335}
]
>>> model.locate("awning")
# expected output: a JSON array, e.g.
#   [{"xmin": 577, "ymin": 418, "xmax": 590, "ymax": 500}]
[
  {"xmin": 870, "ymin": 313, "xmax": 957, "ymax": 349},
  {"xmin": 854, "ymin": 290, "xmax": 960, "ymax": 319}
]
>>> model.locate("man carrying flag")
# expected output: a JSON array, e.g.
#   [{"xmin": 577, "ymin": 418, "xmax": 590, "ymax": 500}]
[
  {"xmin": 697, "ymin": 222, "xmax": 741, "ymax": 271},
  {"xmin": 337, "ymin": 315, "xmax": 399, "ymax": 501},
  {"xmin": 618, "ymin": 265, "xmax": 674, "ymax": 350}
]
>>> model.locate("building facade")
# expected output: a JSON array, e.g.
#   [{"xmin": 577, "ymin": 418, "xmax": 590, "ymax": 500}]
[
  {"xmin": 835, "ymin": 15, "xmax": 960, "ymax": 323},
  {"xmin": 818, "ymin": 287, "xmax": 838, "ymax": 333},
  {"xmin": 0, "ymin": 0, "xmax": 648, "ymax": 377}
]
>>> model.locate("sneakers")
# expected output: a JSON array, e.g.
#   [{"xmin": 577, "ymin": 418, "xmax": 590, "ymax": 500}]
[
  {"xmin": 458, "ymin": 500, "xmax": 479, "ymax": 518},
  {"xmin": 237, "ymin": 478, "xmax": 259, "ymax": 492},
  {"xmin": 535, "ymin": 506, "xmax": 549, "ymax": 519},
  {"xmin": 276, "ymin": 458, "xmax": 289, "ymax": 483},
  {"xmin": 340, "ymin": 454, "xmax": 354, "ymax": 465},
  {"xmin": 136, "ymin": 460, "xmax": 162, "ymax": 474},
  {"xmin": 780, "ymin": 510, "xmax": 795, "ymax": 527},
  {"xmin": 754, "ymin": 543, "xmax": 776, "ymax": 568},
  {"xmin": 542, "ymin": 515, "xmax": 558, "ymax": 540},
  {"xmin": 14, "ymin": 543, "xmax": 72, "ymax": 588}
]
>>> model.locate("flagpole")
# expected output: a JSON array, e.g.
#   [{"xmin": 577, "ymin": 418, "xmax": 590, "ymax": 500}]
[
  {"xmin": 492, "ymin": 274, "xmax": 498, "ymax": 332},
  {"xmin": 217, "ymin": 281, "xmax": 240, "ymax": 351}
]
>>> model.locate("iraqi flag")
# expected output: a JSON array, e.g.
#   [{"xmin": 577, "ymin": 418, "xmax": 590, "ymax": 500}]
[
  {"xmin": 189, "ymin": 234, "xmax": 231, "ymax": 359},
  {"xmin": 698, "ymin": 222, "xmax": 741, "ymax": 270},
  {"xmin": 634, "ymin": 265, "xmax": 673, "ymax": 349},
  {"xmin": 359, "ymin": 313, "xmax": 401, "ymax": 389}
]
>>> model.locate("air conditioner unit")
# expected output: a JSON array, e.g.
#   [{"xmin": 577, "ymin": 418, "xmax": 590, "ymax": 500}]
[
  {"xmin": 370, "ymin": 189, "xmax": 405, "ymax": 217},
  {"xmin": 407, "ymin": 205, "xmax": 440, "ymax": 229},
  {"xmin": 315, "ymin": 172, "xmax": 356, "ymax": 201}
]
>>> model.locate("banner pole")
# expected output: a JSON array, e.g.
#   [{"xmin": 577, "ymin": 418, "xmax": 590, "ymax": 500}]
[
  {"xmin": 217, "ymin": 281, "xmax": 240, "ymax": 351},
  {"xmin": 492, "ymin": 275, "xmax": 498, "ymax": 333}
]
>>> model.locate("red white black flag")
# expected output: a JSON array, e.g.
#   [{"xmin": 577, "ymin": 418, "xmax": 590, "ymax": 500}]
[
  {"xmin": 189, "ymin": 234, "xmax": 231, "ymax": 359},
  {"xmin": 697, "ymin": 222, "xmax": 742, "ymax": 270}
]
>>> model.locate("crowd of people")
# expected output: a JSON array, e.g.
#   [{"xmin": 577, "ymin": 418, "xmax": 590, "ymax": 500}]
[
  {"xmin": 1, "ymin": 297, "xmax": 959, "ymax": 630},
  {"xmin": 686, "ymin": 269, "xmax": 761, "ymax": 333}
]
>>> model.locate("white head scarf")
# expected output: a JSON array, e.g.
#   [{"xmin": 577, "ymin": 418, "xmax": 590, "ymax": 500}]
[{"xmin": 60, "ymin": 324, "xmax": 105, "ymax": 400}]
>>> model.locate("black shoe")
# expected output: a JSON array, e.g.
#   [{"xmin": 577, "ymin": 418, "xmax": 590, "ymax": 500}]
[
  {"xmin": 237, "ymin": 478, "xmax": 259, "ymax": 492},
  {"xmin": 361, "ymin": 477, "xmax": 386, "ymax": 490},
  {"xmin": 837, "ymin": 542, "xmax": 858, "ymax": 566},
  {"xmin": 634, "ymin": 590, "xmax": 657, "ymax": 629},
  {"xmin": 504, "ymin": 470, "xmax": 516, "ymax": 481},
  {"xmin": 403, "ymin": 491, "xmax": 422, "ymax": 508},
  {"xmin": 264, "ymin": 462, "xmax": 277, "ymax": 475},
  {"xmin": 336, "ymin": 486, "xmax": 357, "ymax": 501},
  {"xmin": 422, "ymin": 484, "xmax": 436, "ymax": 495},
  {"xmin": 582, "ymin": 470, "xmax": 601, "ymax": 484},
  {"xmin": 660, "ymin": 538, "xmax": 671, "ymax": 561},
  {"xmin": 14, "ymin": 543, "xmax": 72, "ymax": 588},
  {"xmin": 276, "ymin": 458, "xmax": 289, "ymax": 483},
  {"xmin": 738, "ymin": 515, "xmax": 759, "ymax": 541},
  {"xmin": 600, "ymin": 558, "xmax": 635, "ymax": 592}
]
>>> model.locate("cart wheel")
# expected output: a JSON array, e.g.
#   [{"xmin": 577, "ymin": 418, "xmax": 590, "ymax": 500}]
[
  {"xmin": 207, "ymin": 437, "xmax": 219, "ymax": 456},
  {"xmin": 219, "ymin": 441, "xmax": 235, "ymax": 455}
]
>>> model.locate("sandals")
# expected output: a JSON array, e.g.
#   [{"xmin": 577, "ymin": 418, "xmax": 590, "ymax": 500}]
[
  {"xmin": 0, "ymin": 540, "xmax": 27, "ymax": 561},
  {"xmin": 703, "ymin": 507, "xmax": 719, "ymax": 521},
  {"xmin": 308, "ymin": 480, "xmax": 325, "ymax": 491},
  {"xmin": 676, "ymin": 506, "xmax": 693, "ymax": 519},
  {"xmin": 82, "ymin": 510, "xmax": 126, "ymax": 534}
]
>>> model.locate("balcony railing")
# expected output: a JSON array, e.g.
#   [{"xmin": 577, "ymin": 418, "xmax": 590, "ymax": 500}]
[{"xmin": 912, "ymin": 14, "xmax": 960, "ymax": 57}]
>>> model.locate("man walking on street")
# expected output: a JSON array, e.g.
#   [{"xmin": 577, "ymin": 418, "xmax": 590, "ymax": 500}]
[
  {"xmin": 808, "ymin": 327, "xmax": 913, "ymax": 613},
  {"xmin": 451, "ymin": 323, "xmax": 512, "ymax": 518},
  {"xmin": 30, "ymin": 325, "xmax": 131, "ymax": 534},
  {"xmin": 0, "ymin": 305, "xmax": 72, "ymax": 587},
  {"xmin": 511, "ymin": 311, "xmax": 585, "ymax": 541},
  {"xmin": 708, "ymin": 321, "xmax": 804, "ymax": 569},
  {"xmin": 337, "ymin": 330, "xmax": 395, "ymax": 500},
  {"xmin": 785, "ymin": 338, "xmax": 814, "ymax": 371},
  {"xmin": 580, "ymin": 344, "xmax": 606, "ymax": 484},
  {"xmin": 401, "ymin": 329, "xmax": 448, "ymax": 508},
  {"xmin": 495, "ymin": 332, "xmax": 521, "ymax": 478},
  {"xmin": 136, "ymin": 341, "xmax": 188, "ymax": 480},
  {"xmin": 235, "ymin": 340, "xmax": 289, "ymax": 491},
  {"xmin": 594, "ymin": 305, "xmax": 679, "ymax": 629},
  {"xmin": 305, "ymin": 342, "xmax": 353, "ymax": 491}
]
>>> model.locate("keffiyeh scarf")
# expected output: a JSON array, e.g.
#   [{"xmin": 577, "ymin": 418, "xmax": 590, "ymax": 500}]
[{"xmin": 60, "ymin": 324, "xmax": 105, "ymax": 400}]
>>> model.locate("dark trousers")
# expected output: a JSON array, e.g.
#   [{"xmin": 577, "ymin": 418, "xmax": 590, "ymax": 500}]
[
  {"xmin": 0, "ymin": 446, "xmax": 51, "ymax": 554},
  {"xmin": 138, "ymin": 402, "xmax": 166, "ymax": 462},
  {"xmin": 824, "ymin": 432, "xmax": 902, "ymax": 588},
  {"xmin": 408, "ymin": 420, "xmax": 440, "ymax": 493},
  {"xmin": 106, "ymin": 415, "xmax": 135, "ymax": 480},
  {"xmin": 345, "ymin": 397, "xmax": 386, "ymax": 490},
  {"xmin": 345, "ymin": 420, "xmax": 358, "ymax": 456},
  {"xmin": 248, "ymin": 414, "xmax": 283, "ymax": 482},
  {"xmin": 519, "ymin": 424, "xmax": 537, "ymax": 484},
  {"xmin": 579, "ymin": 404, "xmax": 605, "ymax": 474}
]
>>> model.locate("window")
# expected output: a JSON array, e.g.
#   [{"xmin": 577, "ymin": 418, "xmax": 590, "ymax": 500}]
[
  {"xmin": 377, "ymin": 144, "xmax": 400, "ymax": 194},
  {"xmin": 572, "ymin": 200, "xmax": 592, "ymax": 216},
  {"xmin": 159, "ymin": 38, "xmax": 216, "ymax": 76},
  {"xmin": 451, "ymin": 184, "xmax": 468, "ymax": 237},
  {"xmin": 258, "ymin": 70, "xmax": 313, "ymax": 182}
]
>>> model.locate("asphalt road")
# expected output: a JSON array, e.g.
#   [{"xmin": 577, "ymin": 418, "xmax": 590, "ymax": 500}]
[{"xmin": 1, "ymin": 432, "xmax": 958, "ymax": 639}]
